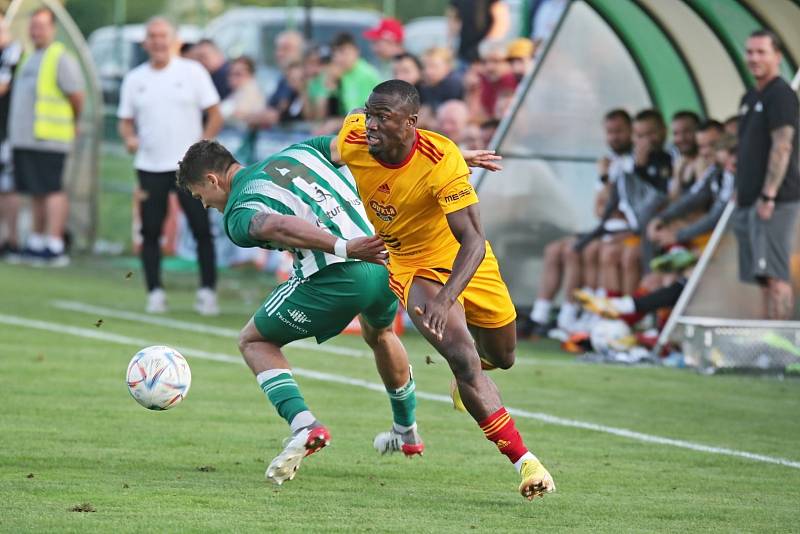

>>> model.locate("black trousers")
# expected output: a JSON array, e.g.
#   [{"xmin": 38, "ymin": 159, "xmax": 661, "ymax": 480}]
[{"xmin": 137, "ymin": 170, "xmax": 216, "ymax": 292}]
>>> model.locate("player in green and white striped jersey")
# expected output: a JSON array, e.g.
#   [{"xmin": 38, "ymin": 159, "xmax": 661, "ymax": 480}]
[{"xmin": 177, "ymin": 139, "xmax": 422, "ymax": 486}]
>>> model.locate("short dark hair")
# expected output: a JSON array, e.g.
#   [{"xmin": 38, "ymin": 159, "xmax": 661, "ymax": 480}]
[
  {"xmin": 194, "ymin": 38, "xmax": 220, "ymax": 50},
  {"xmin": 393, "ymin": 52, "xmax": 423, "ymax": 72},
  {"xmin": 372, "ymin": 79, "xmax": 420, "ymax": 114},
  {"xmin": 723, "ymin": 115, "xmax": 739, "ymax": 127},
  {"xmin": 176, "ymin": 140, "xmax": 237, "ymax": 191},
  {"xmin": 604, "ymin": 108, "xmax": 631, "ymax": 126},
  {"xmin": 749, "ymin": 29, "xmax": 782, "ymax": 52},
  {"xmin": 697, "ymin": 119, "xmax": 724, "ymax": 133},
  {"xmin": 331, "ymin": 32, "xmax": 357, "ymax": 50},
  {"xmin": 634, "ymin": 108, "xmax": 665, "ymax": 129},
  {"xmin": 671, "ymin": 110, "xmax": 700, "ymax": 127},
  {"xmin": 232, "ymin": 55, "xmax": 255, "ymax": 74}
]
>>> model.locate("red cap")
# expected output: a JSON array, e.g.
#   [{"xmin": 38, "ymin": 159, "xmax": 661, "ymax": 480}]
[{"xmin": 363, "ymin": 18, "xmax": 404, "ymax": 43}]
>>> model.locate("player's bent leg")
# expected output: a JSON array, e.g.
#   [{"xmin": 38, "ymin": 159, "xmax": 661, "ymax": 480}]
[
  {"xmin": 239, "ymin": 318, "xmax": 330, "ymax": 485},
  {"xmin": 359, "ymin": 316, "xmax": 424, "ymax": 457},
  {"xmin": 408, "ymin": 277, "xmax": 554, "ymax": 499},
  {"xmin": 470, "ymin": 321, "xmax": 517, "ymax": 370}
]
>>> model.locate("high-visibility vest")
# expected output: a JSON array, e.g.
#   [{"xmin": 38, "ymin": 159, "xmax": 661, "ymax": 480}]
[{"xmin": 20, "ymin": 42, "xmax": 75, "ymax": 143}]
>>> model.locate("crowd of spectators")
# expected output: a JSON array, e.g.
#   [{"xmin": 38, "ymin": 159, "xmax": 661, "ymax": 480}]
[
  {"xmin": 519, "ymin": 28, "xmax": 799, "ymax": 347},
  {"xmin": 177, "ymin": 11, "xmax": 539, "ymax": 148}
]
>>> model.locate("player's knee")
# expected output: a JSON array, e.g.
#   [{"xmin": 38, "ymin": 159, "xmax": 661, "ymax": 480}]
[
  {"xmin": 237, "ymin": 325, "xmax": 261, "ymax": 357},
  {"xmin": 492, "ymin": 349, "xmax": 516, "ymax": 370},
  {"xmin": 443, "ymin": 344, "xmax": 481, "ymax": 382},
  {"xmin": 360, "ymin": 322, "xmax": 391, "ymax": 349}
]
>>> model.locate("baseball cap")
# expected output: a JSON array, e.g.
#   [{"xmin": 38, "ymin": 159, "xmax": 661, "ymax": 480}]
[
  {"xmin": 507, "ymin": 38, "xmax": 535, "ymax": 60},
  {"xmin": 363, "ymin": 17, "xmax": 404, "ymax": 43}
]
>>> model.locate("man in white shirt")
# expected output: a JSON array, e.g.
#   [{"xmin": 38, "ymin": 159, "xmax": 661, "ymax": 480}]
[{"xmin": 117, "ymin": 17, "xmax": 222, "ymax": 315}]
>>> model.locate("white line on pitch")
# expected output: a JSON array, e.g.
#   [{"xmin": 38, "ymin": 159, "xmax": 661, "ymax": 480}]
[
  {"xmin": 49, "ymin": 300, "xmax": 556, "ymax": 366},
  {"xmin": 50, "ymin": 299, "xmax": 371, "ymax": 358},
  {"xmin": 2, "ymin": 312, "xmax": 799, "ymax": 470}
]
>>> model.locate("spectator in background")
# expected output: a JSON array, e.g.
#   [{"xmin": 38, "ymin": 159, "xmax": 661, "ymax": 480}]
[
  {"xmin": 419, "ymin": 47, "xmax": 463, "ymax": 112},
  {"xmin": 219, "ymin": 56, "xmax": 264, "ymax": 129},
  {"xmin": 279, "ymin": 62, "xmax": 306, "ymax": 123},
  {"xmin": 8, "ymin": 7, "xmax": 83, "ymax": 267},
  {"xmin": 305, "ymin": 45, "xmax": 338, "ymax": 121},
  {"xmin": 392, "ymin": 52, "xmax": 423, "ymax": 88},
  {"xmin": 507, "ymin": 38, "xmax": 536, "ymax": 82},
  {"xmin": 0, "ymin": 13, "xmax": 21, "ymax": 259},
  {"xmin": 473, "ymin": 39, "xmax": 517, "ymax": 123},
  {"xmin": 363, "ymin": 17, "xmax": 405, "ymax": 80},
  {"xmin": 447, "ymin": 0, "xmax": 510, "ymax": 66},
  {"xmin": 247, "ymin": 30, "xmax": 305, "ymax": 129},
  {"xmin": 435, "ymin": 99, "xmax": 480, "ymax": 149},
  {"xmin": 723, "ymin": 114, "xmax": 738, "ymax": 136},
  {"xmin": 667, "ymin": 110, "xmax": 700, "ymax": 199},
  {"xmin": 117, "ymin": 17, "xmax": 222, "ymax": 315},
  {"xmin": 734, "ymin": 29, "xmax": 800, "ymax": 320},
  {"xmin": 188, "ymin": 38, "xmax": 231, "ymax": 100},
  {"xmin": 330, "ymin": 32, "xmax": 381, "ymax": 117}
]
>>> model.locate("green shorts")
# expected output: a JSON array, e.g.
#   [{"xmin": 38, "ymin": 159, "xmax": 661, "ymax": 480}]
[{"xmin": 253, "ymin": 261, "xmax": 399, "ymax": 346}]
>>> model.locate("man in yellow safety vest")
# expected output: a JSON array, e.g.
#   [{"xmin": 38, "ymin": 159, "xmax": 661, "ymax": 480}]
[{"xmin": 8, "ymin": 7, "xmax": 83, "ymax": 267}]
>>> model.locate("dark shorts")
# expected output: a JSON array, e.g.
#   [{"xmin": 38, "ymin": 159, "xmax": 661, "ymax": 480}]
[
  {"xmin": 13, "ymin": 148, "xmax": 66, "ymax": 195},
  {"xmin": 733, "ymin": 202, "xmax": 800, "ymax": 283},
  {"xmin": 253, "ymin": 261, "xmax": 399, "ymax": 346}
]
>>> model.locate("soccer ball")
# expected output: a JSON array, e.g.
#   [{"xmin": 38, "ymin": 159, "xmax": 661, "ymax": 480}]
[
  {"xmin": 126, "ymin": 346, "xmax": 191, "ymax": 410},
  {"xmin": 590, "ymin": 319, "xmax": 635, "ymax": 354}
]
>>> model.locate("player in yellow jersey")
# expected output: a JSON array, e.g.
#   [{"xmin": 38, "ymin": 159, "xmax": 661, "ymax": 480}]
[{"xmin": 313, "ymin": 80, "xmax": 555, "ymax": 500}]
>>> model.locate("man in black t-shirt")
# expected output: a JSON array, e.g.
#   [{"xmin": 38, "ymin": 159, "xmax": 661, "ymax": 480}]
[{"xmin": 734, "ymin": 30, "xmax": 800, "ymax": 320}]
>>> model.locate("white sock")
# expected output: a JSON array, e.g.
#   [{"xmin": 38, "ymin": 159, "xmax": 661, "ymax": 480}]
[
  {"xmin": 47, "ymin": 236, "xmax": 64, "ymax": 254},
  {"xmin": 611, "ymin": 296, "xmax": 636, "ymax": 314},
  {"xmin": 290, "ymin": 410, "xmax": 316, "ymax": 433},
  {"xmin": 392, "ymin": 422, "xmax": 416, "ymax": 434},
  {"xmin": 530, "ymin": 299, "xmax": 552, "ymax": 323},
  {"xmin": 28, "ymin": 233, "xmax": 46, "ymax": 252},
  {"xmin": 557, "ymin": 302, "xmax": 579, "ymax": 330},
  {"xmin": 256, "ymin": 368, "xmax": 291, "ymax": 385},
  {"xmin": 513, "ymin": 451, "xmax": 539, "ymax": 473}
]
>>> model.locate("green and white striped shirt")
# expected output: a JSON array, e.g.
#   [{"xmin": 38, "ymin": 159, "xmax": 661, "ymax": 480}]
[{"xmin": 223, "ymin": 137, "xmax": 373, "ymax": 279}]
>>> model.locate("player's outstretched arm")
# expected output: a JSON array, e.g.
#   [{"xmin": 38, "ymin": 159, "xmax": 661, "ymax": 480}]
[
  {"xmin": 248, "ymin": 212, "xmax": 387, "ymax": 264},
  {"xmin": 461, "ymin": 149, "xmax": 503, "ymax": 171},
  {"xmin": 414, "ymin": 205, "xmax": 486, "ymax": 340}
]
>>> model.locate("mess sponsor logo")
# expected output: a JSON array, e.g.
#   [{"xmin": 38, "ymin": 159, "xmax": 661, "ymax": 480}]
[
  {"xmin": 369, "ymin": 200, "xmax": 397, "ymax": 222},
  {"xmin": 443, "ymin": 187, "xmax": 473, "ymax": 204}
]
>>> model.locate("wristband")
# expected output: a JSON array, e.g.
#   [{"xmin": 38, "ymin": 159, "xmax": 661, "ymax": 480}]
[
  {"xmin": 760, "ymin": 193, "xmax": 776, "ymax": 203},
  {"xmin": 333, "ymin": 238, "xmax": 348, "ymax": 258}
]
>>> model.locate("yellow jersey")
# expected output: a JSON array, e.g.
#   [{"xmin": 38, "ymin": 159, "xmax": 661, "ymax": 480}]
[{"xmin": 337, "ymin": 113, "xmax": 479, "ymax": 270}]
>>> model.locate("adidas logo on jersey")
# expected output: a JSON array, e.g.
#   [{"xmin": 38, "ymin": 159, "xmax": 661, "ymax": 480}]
[
  {"xmin": 377, "ymin": 183, "xmax": 391, "ymax": 194},
  {"xmin": 288, "ymin": 309, "xmax": 311, "ymax": 324}
]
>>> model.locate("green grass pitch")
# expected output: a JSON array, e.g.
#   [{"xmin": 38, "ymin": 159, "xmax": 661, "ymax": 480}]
[{"xmin": 1, "ymin": 259, "xmax": 799, "ymax": 533}]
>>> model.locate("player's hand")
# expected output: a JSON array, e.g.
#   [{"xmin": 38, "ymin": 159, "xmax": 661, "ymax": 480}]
[
  {"xmin": 346, "ymin": 235, "xmax": 388, "ymax": 265},
  {"xmin": 756, "ymin": 198, "xmax": 775, "ymax": 220},
  {"xmin": 414, "ymin": 294, "xmax": 451, "ymax": 342},
  {"xmin": 462, "ymin": 150, "xmax": 503, "ymax": 171}
]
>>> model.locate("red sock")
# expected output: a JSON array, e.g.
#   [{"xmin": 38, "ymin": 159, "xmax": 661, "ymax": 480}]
[{"xmin": 479, "ymin": 407, "xmax": 528, "ymax": 464}]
